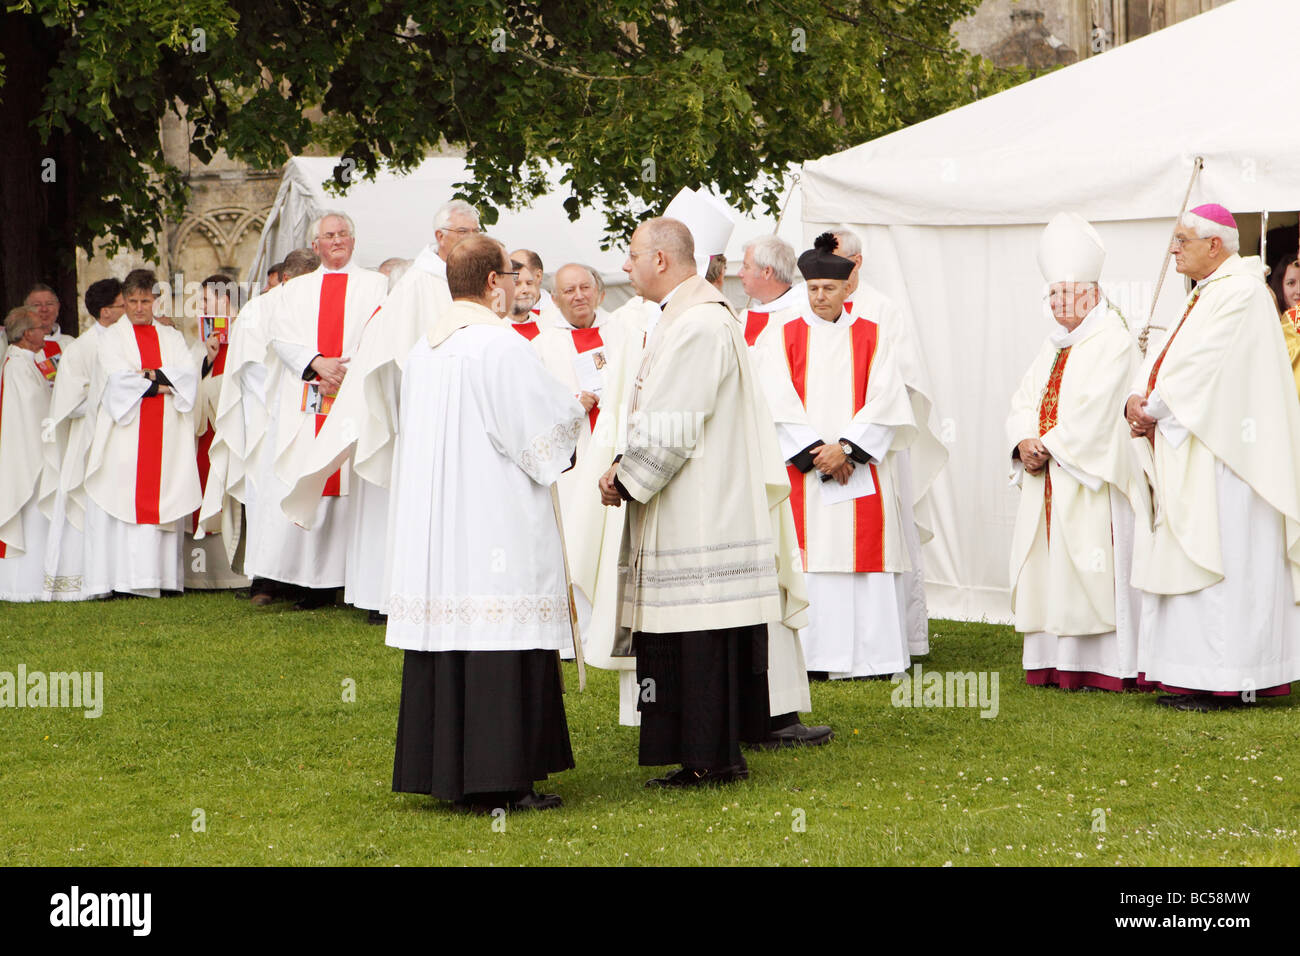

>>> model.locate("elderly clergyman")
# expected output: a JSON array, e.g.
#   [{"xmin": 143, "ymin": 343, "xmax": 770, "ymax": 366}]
[
  {"xmin": 1126, "ymin": 203, "xmax": 1300, "ymax": 710},
  {"xmin": 1007, "ymin": 213, "xmax": 1143, "ymax": 691},
  {"xmin": 600, "ymin": 217, "xmax": 810, "ymax": 786},
  {"xmin": 387, "ymin": 235, "xmax": 584, "ymax": 812}
]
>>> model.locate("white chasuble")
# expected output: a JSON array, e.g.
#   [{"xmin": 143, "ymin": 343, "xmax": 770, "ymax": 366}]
[
  {"xmin": 1006, "ymin": 303, "xmax": 1143, "ymax": 680},
  {"xmin": 0, "ymin": 346, "xmax": 52, "ymax": 600},
  {"xmin": 385, "ymin": 303, "xmax": 585, "ymax": 653},
  {"xmin": 1129, "ymin": 255, "xmax": 1300, "ymax": 693}
]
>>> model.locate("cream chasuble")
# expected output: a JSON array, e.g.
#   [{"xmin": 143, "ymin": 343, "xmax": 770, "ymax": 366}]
[
  {"xmin": 1131, "ymin": 254, "xmax": 1300, "ymax": 693},
  {"xmin": 1006, "ymin": 303, "xmax": 1143, "ymax": 680},
  {"xmin": 0, "ymin": 345, "xmax": 53, "ymax": 600}
]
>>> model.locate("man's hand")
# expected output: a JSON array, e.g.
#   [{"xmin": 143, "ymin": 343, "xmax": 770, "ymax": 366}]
[
  {"xmin": 1017, "ymin": 437, "xmax": 1050, "ymax": 475},
  {"xmin": 1125, "ymin": 393, "xmax": 1156, "ymax": 439},
  {"xmin": 811, "ymin": 442, "xmax": 855, "ymax": 486},
  {"xmin": 311, "ymin": 355, "xmax": 349, "ymax": 392},
  {"xmin": 156, "ymin": 385, "xmax": 173, "ymax": 396},
  {"xmin": 578, "ymin": 391, "xmax": 599, "ymax": 413},
  {"xmin": 205, "ymin": 332, "xmax": 221, "ymax": 364},
  {"xmin": 599, "ymin": 463, "xmax": 623, "ymax": 507}
]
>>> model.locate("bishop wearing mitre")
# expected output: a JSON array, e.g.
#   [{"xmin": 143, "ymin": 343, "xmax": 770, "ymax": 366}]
[
  {"xmin": 248, "ymin": 212, "xmax": 387, "ymax": 609},
  {"xmin": 1127, "ymin": 204, "xmax": 1300, "ymax": 710},
  {"xmin": 754, "ymin": 234, "xmax": 918, "ymax": 680},
  {"xmin": 1006, "ymin": 212, "xmax": 1144, "ymax": 691}
]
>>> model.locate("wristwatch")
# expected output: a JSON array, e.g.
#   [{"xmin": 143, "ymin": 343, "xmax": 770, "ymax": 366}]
[{"xmin": 840, "ymin": 440, "xmax": 854, "ymax": 458}]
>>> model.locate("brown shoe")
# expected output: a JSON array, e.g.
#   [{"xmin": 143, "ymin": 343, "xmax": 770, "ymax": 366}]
[{"xmin": 250, "ymin": 593, "xmax": 274, "ymax": 607}]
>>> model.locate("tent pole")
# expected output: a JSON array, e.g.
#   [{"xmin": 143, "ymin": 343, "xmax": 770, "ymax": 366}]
[
  {"xmin": 1260, "ymin": 210, "xmax": 1269, "ymax": 271},
  {"xmin": 1138, "ymin": 155, "xmax": 1203, "ymax": 355}
]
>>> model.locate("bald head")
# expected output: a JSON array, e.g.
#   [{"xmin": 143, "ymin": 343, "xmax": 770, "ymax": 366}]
[
  {"xmin": 623, "ymin": 217, "xmax": 697, "ymax": 302},
  {"xmin": 554, "ymin": 263, "xmax": 600, "ymax": 329}
]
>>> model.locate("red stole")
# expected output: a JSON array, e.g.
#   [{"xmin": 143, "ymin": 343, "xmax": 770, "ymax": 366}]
[
  {"xmin": 1036, "ymin": 347, "xmax": 1071, "ymax": 542},
  {"xmin": 193, "ymin": 340, "xmax": 227, "ymax": 527},
  {"xmin": 744, "ymin": 310, "xmax": 769, "ymax": 347},
  {"xmin": 570, "ymin": 326, "xmax": 604, "ymax": 431},
  {"xmin": 781, "ymin": 316, "xmax": 886, "ymax": 573},
  {"xmin": 36, "ymin": 339, "xmax": 61, "ymax": 382},
  {"xmin": 316, "ymin": 273, "xmax": 347, "ymax": 496},
  {"xmin": 132, "ymin": 324, "xmax": 166, "ymax": 524},
  {"xmin": 511, "ymin": 320, "xmax": 541, "ymax": 341}
]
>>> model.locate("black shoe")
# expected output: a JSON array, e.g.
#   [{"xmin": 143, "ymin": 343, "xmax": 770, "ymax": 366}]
[
  {"xmin": 1155, "ymin": 694, "xmax": 1180, "ymax": 708},
  {"xmin": 852, "ymin": 674, "xmax": 894, "ymax": 682},
  {"xmin": 645, "ymin": 764, "xmax": 749, "ymax": 788},
  {"xmin": 455, "ymin": 789, "xmax": 563, "ymax": 813},
  {"xmin": 1170, "ymin": 694, "xmax": 1248, "ymax": 713},
  {"xmin": 509, "ymin": 790, "xmax": 563, "ymax": 811},
  {"xmin": 293, "ymin": 588, "xmax": 337, "ymax": 610},
  {"xmin": 754, "ymin": 722, "xmax": 834, "ymax": 750},
  {"xmin": 807, "ymin": 671, "xmax": 830, "ymax": 682},
  {"xmin": 367, "ymin": 610, "xmax": 388, "ymax": 625}
]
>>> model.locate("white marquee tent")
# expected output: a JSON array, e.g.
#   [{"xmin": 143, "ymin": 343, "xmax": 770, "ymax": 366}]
[
  {"xmin": 246, "ymin": 156, "xmax": 802, "ymax": 307},
  {"xmin": 800, "ymin": 0, "xmax": 1300, "ymax": 622}
]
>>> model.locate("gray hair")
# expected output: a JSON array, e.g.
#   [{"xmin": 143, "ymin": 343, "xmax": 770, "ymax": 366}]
[
  {"xmin": 742, "ymin": 236, "xmax": 797, "ymax": 285},
  {"xmin": 1181, "ymin": 211, "xmax": 1240, "ymax": 255},
  {"xmin": 4, "ymin": 306, "xmax": 38, "ymax": 342},
  {"xmin": 310, "ymin": 210, "xmax": 357, "ymax": 241},
  {"xmin": 831, "ymin": 225, "xmax": 862, "ymax": 257},
  {"xmin": 434, "ymin": 199, "xmax": 481, "ymax": 232},
  {"xmin": 641, "ymin": 217, "xmax": 695, "ymax": 269}
]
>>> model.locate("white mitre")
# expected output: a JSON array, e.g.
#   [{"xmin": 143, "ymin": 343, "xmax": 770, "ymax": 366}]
[
  {"xmin": 1038, "ymin": 212, "xmax": 1105, "ymax": 283},
  {"xmin": 663, "ymin": 187, "xmax": 735, "ymax": 273}
]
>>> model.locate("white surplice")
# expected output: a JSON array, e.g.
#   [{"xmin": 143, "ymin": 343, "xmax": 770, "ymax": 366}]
[
  {"xmin": 0, "ymin": 346, "xmax": 53, "ymax": 601},
  {"xmin": 39, "ymin": 323, "xmax": 111, "ymax": 600},
  {"xmin": 754, "ymin": 307, "xmax": 917, "ymax": 677},
  {"xmin": 1006, "ymin": 302, "xmax": 1144, "ymax": 682},
  {"xmin": 385, "ymin": 301, "xmax": 586, "ymax": 653}
]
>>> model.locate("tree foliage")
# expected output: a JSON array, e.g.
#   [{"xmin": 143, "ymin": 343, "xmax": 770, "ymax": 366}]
[{"xmin": 10, "ymin": 0, "xmax": 1019, "ymax": 258}]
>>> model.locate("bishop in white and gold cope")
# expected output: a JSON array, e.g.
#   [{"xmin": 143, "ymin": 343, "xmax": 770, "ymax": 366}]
[
  {"xmin": 1126, "ymin": 203, "xmax": 1300, "ymax": 711},
  {"xmin": 1006, "ymin": 212, "xmax": 1144, "ymax": 691}
]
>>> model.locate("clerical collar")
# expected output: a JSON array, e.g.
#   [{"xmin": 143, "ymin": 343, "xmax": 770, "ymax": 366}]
[
  {"xmin": 751, "ymin": 284, "xmax": 799, "ymax": 315},
  {"xmin": 1049, "ymin": 299, "xmax": 1108, "ymax": 348},
  {"xmin": 658, "ymin": 278, "xmax": 692, "ymax": 312},
  {"xmin": 806, "ymin": 307, "xmax": 850, "ymax": 327},
  {"xmin": 322, "ymin": 262, "xmax": 351, "ymax": 274}
]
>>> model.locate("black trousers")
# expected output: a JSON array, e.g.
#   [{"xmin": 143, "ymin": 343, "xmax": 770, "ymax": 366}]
[
  {"xmin": 635, "ymin": 624, "xmax": 770, "ymax": 769},
  {"xmin": 392, "ymin": 649, "xmax": 574, "ymax": 801}
]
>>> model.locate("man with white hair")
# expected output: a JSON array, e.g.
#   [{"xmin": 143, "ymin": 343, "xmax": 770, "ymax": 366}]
[
  {"xmin": 600, "ymin": 216, "xmax": 810, "ymax": 786},
  {"xmin": 1126, "ymin": 203, "xmax": 1300, "ymax": 710},
  {"xmin": 250, "ymin": 211, "xmax": 387, "ymax": 610},
  {"xmin": 1007, "ymin": 213, "xmax": 1143, "ymax": 691},
  {"xmin": 25, "ymin": 284, "xmax": 73, "ymax": 383},
  {"xmin": 738, "ymin": 235, "xmax": 803, "ymax": 347},
  {"xmin": 831, "ymin": 225, "xmax": 946, "ymax": 658},
  {"xmin": 0, "ymin": 307, "xmax": 54, "ymax": 600},
  {"xmin": 279, "ymin": 201, "xmax": 470, "ymax": 621}
]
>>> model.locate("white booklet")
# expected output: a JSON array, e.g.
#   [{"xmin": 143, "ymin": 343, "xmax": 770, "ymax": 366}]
[
  {"xmin": 817, "ymin": 462, "xmax": 876, "ymax": 506},
  {"xmin": 573, "ymin": 348, "xmax": 607, "ymax": 396}
]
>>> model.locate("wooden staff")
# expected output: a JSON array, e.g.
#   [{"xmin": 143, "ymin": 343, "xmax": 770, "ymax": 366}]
[
  {"xmin": 550, "ymin": 483, "xmax": 586, "ymax": 692},
  {"xmin": 1138, "ymin": 156, "xmax": 1203, "ymax": 355}
]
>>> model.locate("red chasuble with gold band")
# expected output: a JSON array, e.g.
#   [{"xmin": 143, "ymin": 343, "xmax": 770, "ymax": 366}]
[{"xmin": 782, "ymin": 317, "xmax": 887, "ymax": 572}]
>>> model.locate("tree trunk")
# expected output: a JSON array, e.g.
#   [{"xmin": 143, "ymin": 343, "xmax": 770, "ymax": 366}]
[{"xmin": 0, "ymin": 14, "xmax": 78, "ymax": 335}]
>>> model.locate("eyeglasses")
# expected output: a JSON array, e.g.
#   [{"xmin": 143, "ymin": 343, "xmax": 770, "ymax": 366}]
[
  {"xmin": 442, "ymin": 226, "xmax": 480, "ymax": 235},
  {"xmin": 496, "ymin": 271, "xmax": 519, "ymax": 278},
  {"xmin": 1170, "ymin": 236, "xmax": 1210, "ymax": 248},
  {"xmin": 318, "ymin": 231, "xmax": 353, "ymax": 240},
  {"xmin": 627, "ymin": 248, "xmax": 658, "ymax": 260}
]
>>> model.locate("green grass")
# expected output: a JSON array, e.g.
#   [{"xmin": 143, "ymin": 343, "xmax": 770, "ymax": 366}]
[{"xmin": 2, "ymin": 593, "xmax": 1298, "ymax": 866}]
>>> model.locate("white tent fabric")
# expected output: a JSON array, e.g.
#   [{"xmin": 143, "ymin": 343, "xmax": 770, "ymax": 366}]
[
  {"xmin": 801, "ymin": 0, "xmax": 1300, "ymax": 623},
  {"xmin": 246, "ymin": 157, "xmax": 802, "ymax": 305}
]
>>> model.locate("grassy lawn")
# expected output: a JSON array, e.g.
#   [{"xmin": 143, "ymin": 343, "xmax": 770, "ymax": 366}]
[{"xmin": 2, "ymin": 592, "xmax": 1298, "ymax": 867}]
